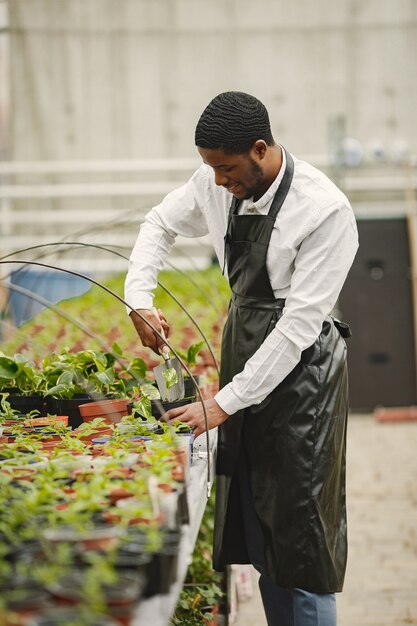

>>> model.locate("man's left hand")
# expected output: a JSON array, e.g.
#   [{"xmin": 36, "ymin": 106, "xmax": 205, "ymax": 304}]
[{"xmin": 160, "ymin": 398, "xmax": 229, "ymax": 438}]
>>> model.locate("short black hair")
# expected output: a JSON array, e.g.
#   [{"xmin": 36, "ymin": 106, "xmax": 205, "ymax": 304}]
[{"xmin": 195, "ymin": 91, "xmax": 274, "ymax": 154}]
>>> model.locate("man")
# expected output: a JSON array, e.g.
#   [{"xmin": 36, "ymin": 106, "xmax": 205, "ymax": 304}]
[{"xmin": 125, "ymin": 91, "xmax": 359, "ymax": 626}]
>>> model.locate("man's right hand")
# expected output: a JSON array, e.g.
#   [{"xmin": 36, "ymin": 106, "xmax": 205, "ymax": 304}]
[{"xmin": 129, "ymin": 308, "xmax": 171, "ymax": 355}]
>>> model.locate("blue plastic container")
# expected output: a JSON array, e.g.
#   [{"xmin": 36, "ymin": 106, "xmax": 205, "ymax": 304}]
[{"xmin": 8, "ymin": 269, "xmax": 91, "ymax": 326}]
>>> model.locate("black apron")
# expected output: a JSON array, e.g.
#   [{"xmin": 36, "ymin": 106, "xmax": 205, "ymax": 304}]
[{"xmin": 213, "ymin": 150, "xmax": 348, "ymax": 593}]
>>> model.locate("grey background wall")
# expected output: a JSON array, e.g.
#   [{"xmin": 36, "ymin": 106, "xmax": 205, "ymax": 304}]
[{"xmin": 7, "ymin": 0, "xmax": 417, "ymax": 161}]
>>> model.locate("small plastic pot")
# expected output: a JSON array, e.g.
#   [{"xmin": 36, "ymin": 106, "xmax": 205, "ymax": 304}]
[
  {"xmin": 0, "ymin": 577, "xmax": 49, "ymax": 614},
  {"xmin": 42, "ymin": 524, "xmax": 124, "ymax": 552},
  {"xmin": 6, "ymin": 392, "xmax": 45, "ymax": 416},
  {"xmin": 183, "ymin": 375, "xmax": 200, "ymax": 398},
  {"xmin": 25, "ymin": 607, "xmax": 120, "ymax": 626},
  {"xmin": 150, "ymin": 396, "xmax": 195, "ymax": 419},
  {"xmin": 144, "ymin": 529, "xmax": 181, "ymax": 597}
]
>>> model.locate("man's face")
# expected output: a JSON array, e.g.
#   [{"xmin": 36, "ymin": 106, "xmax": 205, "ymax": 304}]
[{"xmin": 197, "ymin": 146, "xmax": 265, "ymax": 201}]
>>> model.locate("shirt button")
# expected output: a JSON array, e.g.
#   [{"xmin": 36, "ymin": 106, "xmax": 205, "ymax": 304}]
[{"xmin": 246, "ymin": 207, "xmax": 257, "ymax": 214}]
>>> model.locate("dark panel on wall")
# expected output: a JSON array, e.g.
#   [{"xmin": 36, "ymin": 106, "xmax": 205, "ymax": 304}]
[{"xmin": 338, "ymin": 218, "xmax": 416, "ymax": 411}]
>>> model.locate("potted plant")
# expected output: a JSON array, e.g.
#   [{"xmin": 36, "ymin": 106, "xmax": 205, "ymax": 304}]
[
  {"xmin": 172, "ymin": 583, "xmax": 223, "ymax": 626},
  {"xmin": 129, "ymin": 382, "xmax": 195, "ymax": 421},
  {"xmin": 177, "ymin": 341, "xmax": 205, "ymax": 396},
  {"xmin": 72, "ymin": 418, "xmax": 114, "ymax": 442},
  {"xmin": 42, "ymin": 349, "xmax": 125, "ymax": 428},
  {"xmin": 25, "ymin": 606, "xmax": 120, "ymax": 626},
  {"xmin": 24, "ymin": 413, "xmax": 69, "ymax": 428},
  {"xmin": 0, "ymin": 352, "xmax": 45, "ymax": 415},
  {"xmin": 46, "ymin": 566, "xmax": 145, "ymax": 626}
]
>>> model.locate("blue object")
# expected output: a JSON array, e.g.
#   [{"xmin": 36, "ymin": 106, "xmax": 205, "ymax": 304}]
[
  {"xmin": 91, "ymin": 437, "xmax": 111, "ymax": 444},
  {"xmin": 8, "ymin": 269, "xmax": 91, "ymax": 326}
]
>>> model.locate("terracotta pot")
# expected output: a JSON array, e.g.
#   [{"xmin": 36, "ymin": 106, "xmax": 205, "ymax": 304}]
[
  {"xmin": 109, "ymin": 486, "xmax": 134, "ymax": 506},
  {"xmin": 79, "ymin": 398, "xmax": 129, "ymax": 425},
  {"xmin": 24, "ymin": 415, "xmax": 68, "ymax": 428},
  {"xmin": 203, "ymin": 603, "xmax": 219, "ymax": 626},
  {"xmin": 40, "ymin": 439, "xmax": 64, "ymax": 451},
  {"xmin": 72, "ymin": 425, "xmax": 113, "ymax": 442},
  {"xmin": 37, "ymin": 430, "xmax": 68, "ymax": 450},
  {"xmin": 42, "ymin": 524, "xmax": 124, "ymax": 552},
  {"xmin": 9, "ymin": 469, "xmax": 36, "ymax": 482}
]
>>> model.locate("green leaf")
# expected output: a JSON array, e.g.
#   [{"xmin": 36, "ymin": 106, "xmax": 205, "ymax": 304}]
[
  {"xmin": 0, "ymin": 357, "xmax": 19, "ymax": 380},
  {"xmin": 95, "ymin": 368, "xmax": 115, "ymax": 386},
  {"xmin": 111, "ymin": 342, "xmax": 123, "ymax": 356},
  {"xmin": 132, "ymin": 397, "xmax": 152, "ymax": 420},
  {"xmin": 162, "ymin": 367, "xmax": 178, "ymax": 390},
  {"xmin": 139, "ymin": 383, "xmax": 160, "ymax": 400},
  {"xmin": 127, "ymin": 358, "xmax": 147, "ymax": 381},
  {"xmin": 57, "ymin": 370, "xmax": 77, "ymax": 387},
  {"xmin": 187, "ymin": 341, "xmax": 205, "ymax": 366},
  {"xmin": 176, "ymin": 341, "xmax": 205, "ymax": 366},
  {"xmin": 43, "ymin": 383, "xmax": 73, "ymax": 398}
]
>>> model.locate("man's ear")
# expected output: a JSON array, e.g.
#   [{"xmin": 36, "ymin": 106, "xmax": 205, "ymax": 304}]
[{"xmin": 252, "ymin": 140, "xmax": 268, "ymax": 161}]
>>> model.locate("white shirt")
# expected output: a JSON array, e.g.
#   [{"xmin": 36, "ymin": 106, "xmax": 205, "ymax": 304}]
[{"xmin": 125, "ymin": 149, "xmax": 359, "ymax": 415}]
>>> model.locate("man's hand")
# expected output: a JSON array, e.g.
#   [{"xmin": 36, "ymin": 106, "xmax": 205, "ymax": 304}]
[
  {"xmin": 130, "ymin": 308, "xmax": 170, "ymax": 355},
  {"xmin": 160, "ymin": 398, "xmax": 229, "ymax": 438}
]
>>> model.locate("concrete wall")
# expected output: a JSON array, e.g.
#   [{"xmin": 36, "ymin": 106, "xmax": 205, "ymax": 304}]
[{"xmin": 7, "ymin": 0, "xmax": 417, "ymax": 161}]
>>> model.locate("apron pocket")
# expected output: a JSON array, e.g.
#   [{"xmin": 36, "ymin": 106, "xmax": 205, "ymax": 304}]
[{"xmin": 249, "ymin": 394, "xmax": 273, "ymax": 415}]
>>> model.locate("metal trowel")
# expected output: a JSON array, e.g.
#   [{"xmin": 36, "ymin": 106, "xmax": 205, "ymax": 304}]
[{"xmin": 153, "ymin": 338, "xmax": 185, "ymax": 402}]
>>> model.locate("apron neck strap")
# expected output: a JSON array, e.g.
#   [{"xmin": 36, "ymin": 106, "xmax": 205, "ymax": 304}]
[
  {"xmin": 267, "ymin": 148, "xmax": 294, "ymax": 219},
  {"xmin": 222, "ymin": 148, "xmax": 294, "ymax": 276}
]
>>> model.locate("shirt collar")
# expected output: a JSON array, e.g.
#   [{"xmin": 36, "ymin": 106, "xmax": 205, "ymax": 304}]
[{"xmin": 251, "ymin": 146, "xmax": 286, "ymax": 211}]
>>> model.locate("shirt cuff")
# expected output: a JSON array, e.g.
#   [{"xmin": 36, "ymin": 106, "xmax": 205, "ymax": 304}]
[
  {"xmin": 215, "ymin": 383, "xmax": 249, "ymax": 415},
  {"xmin": 125, "ymin": 294, "xmax": 154, "ymax": 315}
]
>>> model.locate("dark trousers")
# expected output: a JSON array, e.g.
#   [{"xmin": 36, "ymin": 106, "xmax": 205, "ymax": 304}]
[{"xmin": 237, "ymin": 454, "xmax": 337, "ymax": 626}]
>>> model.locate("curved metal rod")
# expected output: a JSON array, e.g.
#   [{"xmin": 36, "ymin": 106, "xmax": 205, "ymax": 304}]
[
  {"xmin": 0, "ymin": 241, "xmax": 220, "ymax": 375},
  {"xmin": 0, "ymin": 259, "xmax": 212, "ymax": 489},
  {"xmin": 58, "ymin": 205, "xmax": 224, "ymax": 306},
  {"xmin": 2, "ymin": 281, "xmax": 145, "ymax": 393},
  {"xmin": 0, "ymin": 239, "xmax": 227, "ymax": 315}
]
